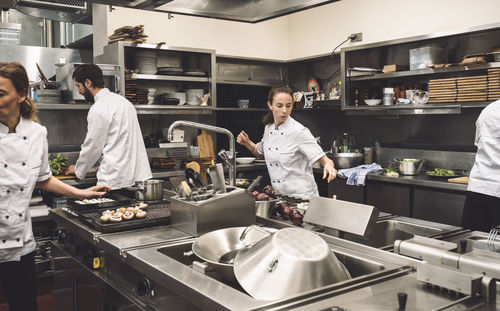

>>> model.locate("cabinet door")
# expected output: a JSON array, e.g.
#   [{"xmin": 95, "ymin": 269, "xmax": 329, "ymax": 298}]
[
  {"xmin": 327, "ymin": 178, "xmax": 364, "ymax": 204},
  {"xmin": 413, "ymin": 188, "xmax": 465, "ymax": 226},
  {"xmin": 249, "ymin": 63, "xmax": 284, "ymax": 84},
  {"xmin": 217, "ymin": 62, "xmax": 251, "ymax": 82},
  {"xmin": 366, "ymin": 181, "xmax": 410, "ymax": 216}
]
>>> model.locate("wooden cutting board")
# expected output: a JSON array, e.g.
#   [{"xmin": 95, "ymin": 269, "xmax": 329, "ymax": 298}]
[
  {"xmin": 448, "ymin": 176, "xmax": 469, "ymax": 184},
  {"xmin": 197, "ymin": 130, "xmax": 215, "ymax": 160}
]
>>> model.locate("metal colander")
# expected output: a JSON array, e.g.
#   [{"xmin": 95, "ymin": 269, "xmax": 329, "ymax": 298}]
[{"xmin": 234, "ymin": 227, "xmax": 351, "ymax": 301}]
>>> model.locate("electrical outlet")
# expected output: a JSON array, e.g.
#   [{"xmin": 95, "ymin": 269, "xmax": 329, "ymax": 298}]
[{"xmin": 350, "ymin": 33, "xmax": 362, "ymax": 42}]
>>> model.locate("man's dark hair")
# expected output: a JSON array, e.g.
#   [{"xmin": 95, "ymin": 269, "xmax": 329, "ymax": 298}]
[{"xmin": 72, "ymin": 64, "xmax": 105, "ymax": 88}]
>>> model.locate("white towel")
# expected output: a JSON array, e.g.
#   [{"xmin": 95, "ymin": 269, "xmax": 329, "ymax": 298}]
[{"xmin": 338, "ymin": 163, "xmax": 382, "ymax": 186}]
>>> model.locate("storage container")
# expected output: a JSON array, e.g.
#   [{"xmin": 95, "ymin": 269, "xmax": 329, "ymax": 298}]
[{"xmin": 409, "ymin": 47, "xmax": 448, "ymax": 70}]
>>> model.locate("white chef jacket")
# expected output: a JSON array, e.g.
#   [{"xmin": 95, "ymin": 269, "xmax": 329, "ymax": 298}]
[
  {"xmin": 75, "ymin": 88, "xmax": 152, "ymax": 189},
  {"xmin": 467, "ymin": 99, "xmax": 500, "ymax": 198},
  {"xmin": 0, "ymin": 117, "xmax": 51, "ymax": 262},
  {"xmin": 256, "ymin": 117, "xmax": 325, "ymax": 200}
]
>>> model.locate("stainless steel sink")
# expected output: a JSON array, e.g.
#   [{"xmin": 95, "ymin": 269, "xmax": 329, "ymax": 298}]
[
  {"xmin": 329, "ymin": 217, "xmax": 461, "ymax": 250},
  {"xmin": 156, "ymin": 239, "xmax": 388, "ymax": 295}
]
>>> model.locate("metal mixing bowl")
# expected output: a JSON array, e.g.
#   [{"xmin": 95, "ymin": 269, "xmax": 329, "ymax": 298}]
[
  {"xmin": 192, "ymin": 226, "xmax": 276, "ymax": 282},
  {"xmin": 395, "ymin": 158, "xmax": 424, "ymax": 175},
  {"xmin": 329, "ymin": 152, "xmax": 364, "ymax": 169}
]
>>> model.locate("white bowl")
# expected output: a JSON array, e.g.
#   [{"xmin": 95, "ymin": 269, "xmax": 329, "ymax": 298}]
[
  {"xmin": 236, "ymin": 157, "xmax": 256, "ymax": 164},
  {"xmin": 364, "ymin": 99, "xmax": 382, "ymax": 106}
]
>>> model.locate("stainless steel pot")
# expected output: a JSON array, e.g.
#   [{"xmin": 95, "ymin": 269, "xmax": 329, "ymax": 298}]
[
  {"xmin": 127, "ymin": 179, "xmax": 165, "ymax": 201},
  {"xmin": 191, "ymin": 226, "xmax": 276, "ymax": 282},
  {"xmin": 234, "ymin": 227, "xmax": 351, "ymax": 300}
]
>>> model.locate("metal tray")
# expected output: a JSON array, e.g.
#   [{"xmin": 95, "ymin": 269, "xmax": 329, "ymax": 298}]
[
  {"xmin": 66, "ymin": 194, "xmax": 133, "ymax": 213},
  {"xmin": 79, "ymin": 203, "xmax": 171, "ymax": 233}
]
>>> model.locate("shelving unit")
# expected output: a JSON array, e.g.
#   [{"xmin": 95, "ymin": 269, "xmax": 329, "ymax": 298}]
[
  {"xmin": 36, "ymin": 103, "xmax": 213, "ymax": 115},
  {"xmin": 340, "ymin": 25, "xmax": 500, "ymax": 114},
  {"xmin": 95, "ymin": 41, "xmax": 216, "ymax": 112}
]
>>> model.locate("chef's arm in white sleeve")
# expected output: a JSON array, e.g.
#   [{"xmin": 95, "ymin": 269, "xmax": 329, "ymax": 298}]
[
  {"xmin": 75, "ymin": 111, "xmax": 110, "ymax": 179},
  {"xmin": 36, "ymin": 177, "xmax": 110, "ymax": 199}
]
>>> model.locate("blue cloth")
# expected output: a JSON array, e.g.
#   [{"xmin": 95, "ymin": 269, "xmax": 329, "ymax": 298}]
[{"xmin": 338, "ymin": 163, "xmax": 382, "ymax": 186}]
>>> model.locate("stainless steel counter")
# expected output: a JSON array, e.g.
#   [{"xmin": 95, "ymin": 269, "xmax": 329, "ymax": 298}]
[{"xmin": 366, "ymin": 171, "xmax": 468, "ymax": 192}]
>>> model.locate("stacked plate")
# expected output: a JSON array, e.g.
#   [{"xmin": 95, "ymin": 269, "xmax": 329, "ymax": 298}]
[
  {"xmin": 456, "ymin": 75, "xmax": 487, "ymax": 102},
  {"xmin": 148, "ymin": 88, "xmax": 156, "ymax": 105},
  {"xmin": 428, "ymin": 77, "xmax": 457, "ymax": 103},
  {"xmin": 157, "ymin": 67, "xmax": 183, "ymax": 75},
  {"xmin": 488, "ymin": 69, "xmax": 500, "ymax": 101},
  {"xmin": 184, "ymin": 69, "xmax": 207, "ymax": 76},
  {"xmin": 135, "ymin": 51, "xmax": 157, "ymax": 74}
]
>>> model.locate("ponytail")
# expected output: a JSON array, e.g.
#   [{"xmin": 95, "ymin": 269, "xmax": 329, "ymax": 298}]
[{"xmin": 20, "ymin": 97, "xmax": 38, "ymax": 121}]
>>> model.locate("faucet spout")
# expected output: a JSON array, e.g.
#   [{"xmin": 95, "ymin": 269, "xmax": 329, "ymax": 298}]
[{"xmin": 167, "ymin": 121, "xmax": 236, "ymax": 186}]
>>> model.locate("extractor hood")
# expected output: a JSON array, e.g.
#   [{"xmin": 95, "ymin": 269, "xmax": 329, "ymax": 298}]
[
  {"xmin": 89, "ymin": 0, "xmax": 341, "ymax": 23},
  {"xmin": 0, "ymin": 0, "xmax": 91, "ymax": 24}
]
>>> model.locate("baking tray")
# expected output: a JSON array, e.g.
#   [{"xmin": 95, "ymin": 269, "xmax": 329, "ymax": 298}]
[
  {"xmin": 66, "ymin": 194, "xmax": 133, "ymax": 213},
  {"xmin": 79, "ymin": 202, "xmax": 171, "ymax": 233}
]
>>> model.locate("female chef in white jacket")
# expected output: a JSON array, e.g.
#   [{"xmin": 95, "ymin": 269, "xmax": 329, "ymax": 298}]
[
  {"xmin": 237, "ymin": 86, "xmax": 336, "ymax": 200},
  {"xmin": 0, "ymin": 62, "xmax": 109, "ymax": 311}
]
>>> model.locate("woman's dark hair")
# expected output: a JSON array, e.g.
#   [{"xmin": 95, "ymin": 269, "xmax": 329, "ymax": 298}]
[
  {"xmin": 72, "ymin": 64, "xmax": 105, "ymax": 88},
  {"xmin": 262, "ymin": 86, "xmax": 294, "ymax": 125},
  {"xmin": 0, "ymin": 62, "xmax": 38, "ymax": 121}
]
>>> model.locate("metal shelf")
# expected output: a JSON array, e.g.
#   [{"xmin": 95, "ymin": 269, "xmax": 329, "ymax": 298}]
[
  {"xmin": 128, "ymin": 73, "xmax": 210, "ymax": 83},
  {"xmin": 134, "ymin": 105, "xmax": 213, "ymax": 115},
  {"xmin": 349, "ymin": 62, "xmax": 500, "ymax": 81},
  {"xmin": 342, "ymin": 103, "xmax": 461, "ymax": 115},
  {"xmin": 36, "ymin": 103, "xmax": 92, "ymax": 110},
  {"xmin": 215, "ymin": 107, "xmax": 267, "ymax": 111},
  {"xmin": 217, "ymin": 81, "xmax": 281, "ymax": 87},
  {"xmin": 36, "ymin": 103, "xmax": 213, "ymax": 115}
]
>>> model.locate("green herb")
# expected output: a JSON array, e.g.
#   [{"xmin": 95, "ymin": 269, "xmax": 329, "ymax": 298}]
[
  {"xmin": 49, "ymin": 153, "xmax": 69, "ymax": 175},
  {"xmin": 384, "ymin": 162, "xmax": 399, "ymax": 174},
  {"xmin": 426, "ymin": 168, "xmax": 456, "ymax": 176}
]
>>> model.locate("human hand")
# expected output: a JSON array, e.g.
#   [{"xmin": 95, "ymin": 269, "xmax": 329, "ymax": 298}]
[
  {"xmin": 77, "ymin": 184, "xmax": 110, "ymax": 199},
  {"xmin": 65, "ymin": 164, "xmax": 76, "ymax": 175},
  {"xmin": 236, "ymin": 130, "xmax": 251, "ymax": 147},
  {"xmin": 322, "ymin": 160, "xmax": 337, "ymax": 183}
]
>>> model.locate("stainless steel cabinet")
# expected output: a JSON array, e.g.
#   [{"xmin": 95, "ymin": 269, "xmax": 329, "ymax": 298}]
[
  {"xmin": 327, "ymin": 178, "xmax": 364, "ymax": 204},
  {"xmin": 413, "ymin": 188, "xmax": 465, "ymax": 226},
  {"xmin": 216, "ymin": 57, "xmax": 286, "ymax": 86},
  {"xmin": 365, "ymin": 181, "xmax": 410, "ymax": 216}
]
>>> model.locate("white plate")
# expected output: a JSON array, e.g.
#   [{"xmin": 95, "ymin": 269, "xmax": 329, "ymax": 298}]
[{"xmin": 236, "ymin": 157, "xmax": 256, "ymax": 164}]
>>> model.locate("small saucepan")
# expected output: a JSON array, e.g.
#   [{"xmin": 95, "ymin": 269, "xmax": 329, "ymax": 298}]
[{"xmin": 126, "ymin": 179, "xmax": 165, "ymax": 201}]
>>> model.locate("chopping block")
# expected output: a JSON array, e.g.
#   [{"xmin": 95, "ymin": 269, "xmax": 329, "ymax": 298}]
[{"xmin": 197, "ymin": 130, "xmax": 215, "ymax": 160}]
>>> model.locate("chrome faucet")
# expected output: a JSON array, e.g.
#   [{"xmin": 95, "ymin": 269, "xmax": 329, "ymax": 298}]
[{"xmin": 167, "ymin": 121, "xmax": 236, "ymax": 186}]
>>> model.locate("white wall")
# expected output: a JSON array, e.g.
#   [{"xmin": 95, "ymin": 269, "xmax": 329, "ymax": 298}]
[
  {"xmin": 105, "ymin": 7, "xmax": 290, "ymax": 60},
  {"xmin": 102, "ymin": 0, "xmax": 500, "ymax": 61},
  {"xmin": 287, "ymin": 0, "xmax": 500, "ymax": 60}
]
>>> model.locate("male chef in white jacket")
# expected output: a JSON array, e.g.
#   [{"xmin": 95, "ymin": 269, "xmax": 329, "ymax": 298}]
[{"xmin": 66, "ymin": 64, "xmax": 152, "ymax": 189}]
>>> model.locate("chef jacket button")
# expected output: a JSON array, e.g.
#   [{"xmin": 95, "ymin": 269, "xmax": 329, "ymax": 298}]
[
  {"xmin": 22, "ymin": 162, "xmax": 26, "ymax": 166},
  {"xmin": 20, "ymin": 188, "xmax": 24, "ymax": 192},
  {"xmin": 5, "ymin": 215, "xmax": 8, "ymax": 219},
  {"xmin": 16, "ymin": 238, "xmax": 20, "ymax": 242},
  {"xmin": 269, "ymin": 163, "xmax": 272, "ymax": 166},
  {"xmin": 2, "ymin": 240, "xmax": 5, "ymax": 243},
  {"xmin": 19, "ymin": 214, "xmax": 22, "ymax": 217},
  {"xmin": 23, "ymin": 136, "xmax": 27, "ymax": 140},
  {"xmin": 270, "ymin": 131, "xmax": 272, "ymax": 134},
  {"xmin": 281, "ymin": 132, "xmax": 283, "ymax": 135},
  {"xmin": 4, "ymin": 164, "xmax": 7, "ymax": 168},
  {"xmin": 275, "ymin": 148, "xmax": 278, "ymax": 150},
  {"xmin": 268, "ymin": 148, "xmax": 271, "ymax": 150},
  {"xmin": 6, "ymin": 190, "xmax": 10, "ymax": 194},
  {"xmin": 278, "ymin": 180, "xmax": 281, "ymax": 183}
]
